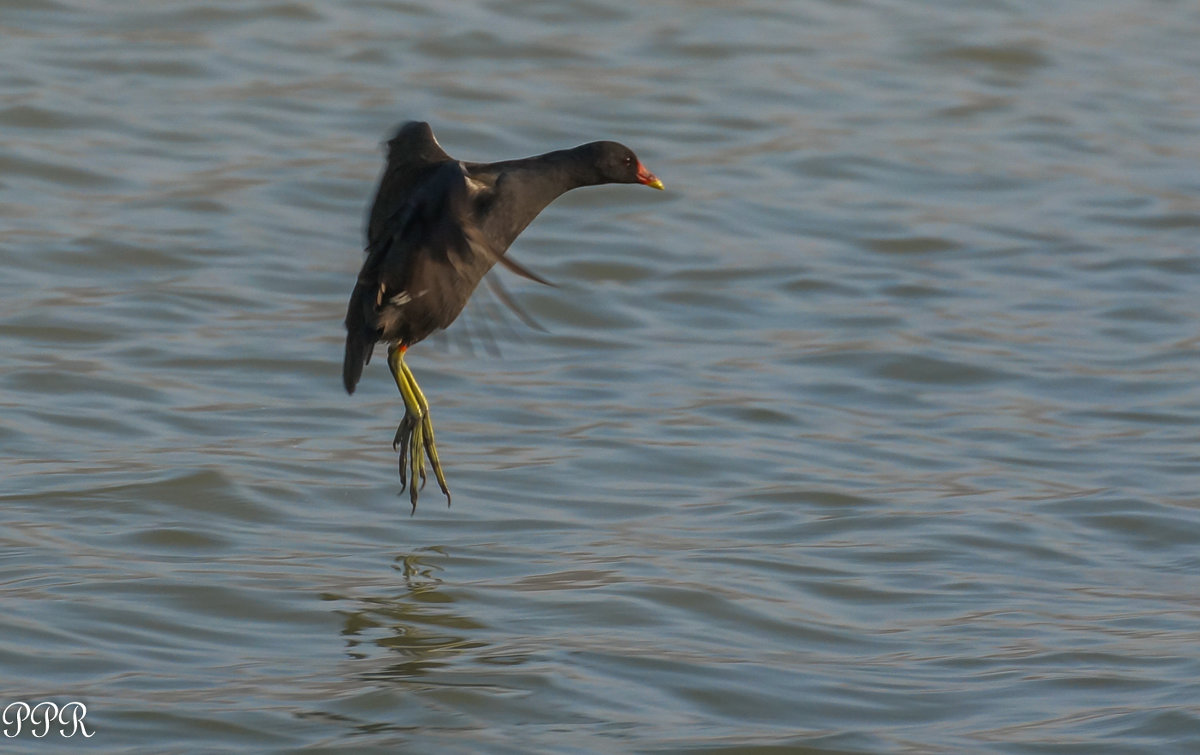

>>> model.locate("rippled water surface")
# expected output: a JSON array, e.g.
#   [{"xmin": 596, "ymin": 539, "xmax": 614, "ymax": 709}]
[{"xmin": 4, "ymin": 0, "xmax": 1200, "ymax": 752}]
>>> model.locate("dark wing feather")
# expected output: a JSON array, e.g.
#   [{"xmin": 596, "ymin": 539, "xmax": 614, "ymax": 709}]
[
  {"xmin": 496, "ymin": 254, "xmax": 554, "ymax": 286},
  {"xmin": 366, "ymin": 121, "xmax": 452, "ymax": 242},
  {"xmin": 344, "ymin": 158, "xmax": 502, "ymax": 394},
  {"xmin": 484, "ymin": 274, "xmax": 547, "ymax": 333}
]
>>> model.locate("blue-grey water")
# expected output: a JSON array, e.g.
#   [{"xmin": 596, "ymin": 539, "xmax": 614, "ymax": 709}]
[{"xmin": 3, "ymin": 0, "xmax": 1200, "ymax": 752}]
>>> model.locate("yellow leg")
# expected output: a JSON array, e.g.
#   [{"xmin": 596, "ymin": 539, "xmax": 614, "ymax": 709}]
[
  {"xmin": 387, "ymin": 345, "xmax": 451, "ymax": 509},
  {"xmin": 401, "ymin": 359, "xmax": 450, "ymax": 498}
]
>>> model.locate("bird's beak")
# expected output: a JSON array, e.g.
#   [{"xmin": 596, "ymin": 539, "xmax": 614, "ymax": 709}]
[{"xmin": 636, "ymin": 162, "xmax": 665, "ymax": 190}]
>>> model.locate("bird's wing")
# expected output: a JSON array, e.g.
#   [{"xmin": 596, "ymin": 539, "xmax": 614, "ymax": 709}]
[
  {"xmin": 366, "ymin": 121, "xmax": 453, "ymax": 242},
  {"xmin": 496, "ymin": 254, "xmax": 554, "ymax": 286},
  {"xmin": 343, "ymin": 159, "xmax": 501, "ymax": 393},
  {"xmin": 346, "ymin": 124, "xmax": 450, "ymax": 393}
]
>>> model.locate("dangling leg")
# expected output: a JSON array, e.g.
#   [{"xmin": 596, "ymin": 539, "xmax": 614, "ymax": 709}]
[
  {"xmin": 388, "ymin": 346, "xmax": 422, "ymax": 499},
  {"xmin": 399, "ymin": 358, "xmax": 449, "ymax": 499},
  {"xmin": 387, "ymin": 344, "xmax": 451, "ymax": 509}
]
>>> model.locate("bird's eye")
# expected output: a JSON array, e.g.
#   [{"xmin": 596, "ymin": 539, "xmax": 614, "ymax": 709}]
[{"xmin": 624, "ymin": 156, "xmax": 634, "ymax": 166}]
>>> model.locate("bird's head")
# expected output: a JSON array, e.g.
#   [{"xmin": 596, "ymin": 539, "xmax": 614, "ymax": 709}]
[{"xmin": 587, "ymin": 141, "xmax": 665, "ymax": 190}]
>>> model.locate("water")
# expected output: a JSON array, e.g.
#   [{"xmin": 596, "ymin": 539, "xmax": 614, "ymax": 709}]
[{"xmin": 3, "ymin": 0, "xmax": 1200, "ymax": 751}]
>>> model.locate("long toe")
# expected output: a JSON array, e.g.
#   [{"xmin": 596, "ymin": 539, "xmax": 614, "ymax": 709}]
[
  {"xmin": 419, "ymin": 414, "xmax": 451, "ymax": 503},
  {"xmin": 393, "ymin": 415, "xmax": 416, "ymax": 490},
  {"xmin": 392, "ymin": 416, "xmax": 409, "ymax": 452}
]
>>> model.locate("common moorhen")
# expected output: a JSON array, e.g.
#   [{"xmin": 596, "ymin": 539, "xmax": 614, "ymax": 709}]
[{"xmin": 344, "ymin": 121, "xmax": 663, "ymax": 509}]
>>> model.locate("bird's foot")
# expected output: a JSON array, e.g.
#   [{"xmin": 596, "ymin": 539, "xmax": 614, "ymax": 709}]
[
  {"xmin": 392, "ymin": 413, "xmax": 417, "ymax": 491},
  {"xmin": 392, "ymin": 406, "xmax": 450, "ymax": 511},
  {"xmin": 388, "ymin": 351, "xmax": 451, "ymax": 511}
]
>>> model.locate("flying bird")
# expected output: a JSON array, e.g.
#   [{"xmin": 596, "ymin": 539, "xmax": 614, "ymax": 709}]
[{"xmin": 343, "ymin": 121, "xmax": 664, "ymax": 509}]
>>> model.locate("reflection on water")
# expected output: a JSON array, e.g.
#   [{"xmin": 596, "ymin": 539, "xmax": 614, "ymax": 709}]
[
  {"xmin": 332, "ymin": 549, "xmax": 491, "ymax": 678},
  {"xmin": 3, "ymin": 0, "xmax": 1200, "ymax": 752}
]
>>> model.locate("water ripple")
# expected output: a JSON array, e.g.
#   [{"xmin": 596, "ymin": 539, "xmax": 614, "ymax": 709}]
[{"xmin": 3, "ymin": 0, "xmax": 1200, "ymax": 752}]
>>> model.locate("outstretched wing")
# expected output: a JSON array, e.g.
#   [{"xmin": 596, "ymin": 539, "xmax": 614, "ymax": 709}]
[
  {"xmin": 345, "ymin": 169, "xmax": 509, "ymax": 397},
  {"xmin": 344, "ymin": 122, "xmax": 459, "ymax": 394}
]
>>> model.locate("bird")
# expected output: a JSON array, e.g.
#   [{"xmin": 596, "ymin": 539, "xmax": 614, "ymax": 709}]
[{"xmin": 343, "ymin": 121, "xmax": 664, "ymax": 510}]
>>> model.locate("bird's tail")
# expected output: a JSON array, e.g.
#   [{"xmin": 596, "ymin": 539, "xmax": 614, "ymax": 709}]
[{"xmin": 342, "ymin": 281, "xmax": 374, "ymax": 394}]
